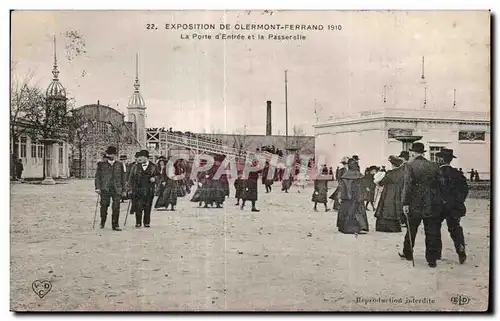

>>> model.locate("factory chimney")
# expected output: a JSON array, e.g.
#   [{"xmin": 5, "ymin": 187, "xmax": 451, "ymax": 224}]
[{"xmin": 266, "ymin": 100, "xmax": 272, "ymax": 136}]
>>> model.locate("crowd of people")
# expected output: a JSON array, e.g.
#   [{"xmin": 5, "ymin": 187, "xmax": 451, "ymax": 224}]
[
  {"xmin": 257, "ymin": 145, "xmax": 284, "ymax": 158},
  {"xmin": 320, "ymin": 143, "xmax": 469, "ymax": 268},
  {"xmin": 94, "ymin": 141, "xmax": 470, "ymax": 268}
]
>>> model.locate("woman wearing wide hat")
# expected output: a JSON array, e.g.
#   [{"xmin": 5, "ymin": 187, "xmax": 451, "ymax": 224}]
[
  {"xmin": 336, "ymin": 158, "xmax": 369, "ymax": 234},
  {"xmin": 154, "ymin": 158, "xmax": 179, "ymax": 211},
  {"xmin": 329, "ymin": 156, "xmax": 349, "ymax": 211},
  {"xmin": 374, "ymin": 156, "xmax": 404, "ymax": 233},
  {"xmin": 362, "ymin": 165, "xmax": 378, "ymax": 211}
]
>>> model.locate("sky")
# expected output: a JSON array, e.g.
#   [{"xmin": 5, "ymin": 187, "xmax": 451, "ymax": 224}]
[{"xmin": 11, "ymin": 10, "xmax": 490, "ymax": 135}]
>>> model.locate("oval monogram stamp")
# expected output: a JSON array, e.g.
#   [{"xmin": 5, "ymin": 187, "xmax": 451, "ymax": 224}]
[{"xmin": 32, "ymin": 280, "xmax": 52, "ymax": 299}]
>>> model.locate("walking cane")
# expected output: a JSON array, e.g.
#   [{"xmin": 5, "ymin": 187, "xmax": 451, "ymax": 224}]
[
  {"xmin": 92, "ymin": 193, "xmax": 100, "ymax": 230},
  {"xmin": 404, "ymin": 211, "xmax": 416, "ymax": 267},
  {"xmin": 124, "ymin": 199, "xmax": 131, "ymax": 226}
]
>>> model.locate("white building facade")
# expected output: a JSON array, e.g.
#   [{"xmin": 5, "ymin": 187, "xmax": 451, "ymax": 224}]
[{"xmin": 314, "ymin": 108, "xmax": 490, "ymax": 179}]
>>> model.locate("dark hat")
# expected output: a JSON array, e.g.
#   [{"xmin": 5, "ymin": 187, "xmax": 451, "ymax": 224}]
[
  {"xmin": 367, "ymin": 165, "xmax": 379, "ymax": 172},
  {"xmin": 409, "ymin": 142, "xmax": 426, "ymax": 153},
  {"xmin": 105, "ymin": 146, "xmax": 117, "ymax": 155},
  {"xmin": 137, "ymin": 149, "xmax": 149, "ymax": 158},
  {"xmin": 119, "ymin": 155, "xmax": 127, "ymax": 160},
  {"xmin": 436, "ymin": 148, "xmax": 457, "ymax": 159},
  {"xmin": 352, "ymin": 155, "xmax": 360, "ymax": 160},
  {"xmin": 347, "ymin": 158, "xmax": 358, "ymax": 169},
  {"xmin": 134, "ymin": 152, "xmax": 140, "ymax": 158},
  {"xmin": 388, "ymin": 155, "xmax": 404, "ymax": 167},
  {"xmin": 398, "ymin": 151, "xmax": 410, "ymax": 159}
]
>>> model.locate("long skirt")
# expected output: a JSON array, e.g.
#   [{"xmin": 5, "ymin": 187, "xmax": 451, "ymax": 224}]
[
  {"xmin": 155, "ymin": 182, "xmax": 178, "ymax": 208},
  {"xmin": 329, "ymin": 187, "xmax": 341, "ymax": 210},
  {"xmin": 337, "ymin": 200, "xmax": 369, "ymax": 234},
  {"xmin": 190, "ymin": 183, "xmax": 210, "ymax": 203},
  {"xmin": 281, "ymin": 179, "xmax": 292, "ymax": 191},
  {"xmin": 312, "ymin": 180, "xmax": 328, "ymax": 203},
  {"xmin": 243, "ymin": 179, "xmax": 258, "ymax": 201},
  {"xmin": 375, "ymin": 218, "xmax": 401, "ymax": 233},
  {"xmin": 211, "ymin": 180, "xmax": 226, "ymax": 204}
]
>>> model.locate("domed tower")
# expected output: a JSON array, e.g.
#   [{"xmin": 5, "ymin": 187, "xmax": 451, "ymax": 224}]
[
  {"xmin": 42, "ymin": 35, "xmax": 68, "ymax": 184},
  {"xmin": 127, "ymin": 54, "xmax": 146, "ymax": 148},
  {"xmin": 46, "ymin": 35, "xmax": 67, "ymax": 110}
]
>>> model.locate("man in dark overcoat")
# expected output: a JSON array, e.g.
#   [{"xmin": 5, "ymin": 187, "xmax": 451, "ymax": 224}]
[
  {"xmin": 128, "ymin": 150, "xmax": 157, "ymax": 228},
  {"xmin": 94, "ymin": 146, "xmax": 126, "ymax": 231},
  {"xmin": 400, "ymin": 142, "xmax": 443, "ymax": 268},
  {"xmin": 241, "ymin": 160, "xmax": 261, "ymax": 212},
  {"xmin": 436, "ymin": 148, "xmax": 469, "ymax": 264}
]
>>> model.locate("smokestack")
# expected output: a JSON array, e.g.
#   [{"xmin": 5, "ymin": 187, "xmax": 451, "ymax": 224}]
[{"xmin": 266, "ymin": 100, "xmax": 272, "ymax": 136}]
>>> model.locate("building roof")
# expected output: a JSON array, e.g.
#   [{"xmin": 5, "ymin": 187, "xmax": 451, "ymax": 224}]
[{"xmin": 315, "ymin": 108, "xmax": 491, "ymax": 128}]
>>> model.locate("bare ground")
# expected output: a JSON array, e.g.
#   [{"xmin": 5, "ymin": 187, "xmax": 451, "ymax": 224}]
[{"xmin": 10, "ymin": 179, "xmax": 490, "ymax": 311}]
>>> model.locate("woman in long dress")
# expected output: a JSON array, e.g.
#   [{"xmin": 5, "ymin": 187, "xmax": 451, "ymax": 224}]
[
  {"xmin": 329, "ymin": 157, "xmax": 349, "ymax": 210},
  {"xmin": 281, "ymin": 172, "xmax": 293, "ymax": 193},
  {"xmin": 362, "ymin": 167, "xmax": 377, "ymax": 211},
  {"xmin": 210, "ymin": 160, "xmax": 226, "ymax": 208},
  {"xmin": 154, "ymin": 159, "xmax": 179, "ymax": 211},
  {"xmin": 336, "ymin": 158, "xmax": 369, "ymax": 234},
  {"xmin": 374, "ymin": 156, "xmax": 404, "ymax": 232}
]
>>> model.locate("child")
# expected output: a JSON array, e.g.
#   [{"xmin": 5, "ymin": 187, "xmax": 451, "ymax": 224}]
[
  {"xmin": 312, "ymin": 176, "xmax": 330, "ymax": 212},
  {"xmin": 234, "ymin": 171, "xmax": 245, "ymax": 206}
]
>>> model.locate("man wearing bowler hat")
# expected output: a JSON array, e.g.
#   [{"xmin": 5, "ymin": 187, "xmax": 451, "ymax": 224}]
[
  {"xmin": 435, "ymin": 148, "xmax": 469, "ymax": 264},
  {"xmin": 128, "ymin": 149, "xmax": 157, "ymax": 228},
  {"xmin": 94, "ymin": 146, "xmax": 126, "ymax": 231},
  {"xmin": 400, "ymin": 142, "xmax": 442, "ymax": 268}
]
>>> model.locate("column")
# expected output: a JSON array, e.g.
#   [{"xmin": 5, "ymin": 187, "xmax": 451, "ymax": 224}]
[{"xmin": 41, "ymin": 139, "xmax": 57, "ymax": 185}]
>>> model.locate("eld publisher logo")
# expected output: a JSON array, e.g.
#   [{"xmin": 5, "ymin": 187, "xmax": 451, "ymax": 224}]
[{"xmin": 451, "ymin": 294, "xmax": 470, "ymax": 305}]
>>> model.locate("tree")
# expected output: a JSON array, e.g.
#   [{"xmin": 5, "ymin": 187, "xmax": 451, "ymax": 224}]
[
  {"xmin": 10, "ymin": 64, "xmax": 41, "ymax": 157},
  {"xmin": 67, "ymin": 109, "xmax": 96, "ymax": 178},
  {"xmin": 231, "ymin": 127, "xmax": 254, "ymax": 156},
  {"xmin": 24, "ymin": 89, "xmax": 69, "ymax": 180},
  {"xmin": 288, "ymin": 125, "xmax": 311, "ymax": 152}
]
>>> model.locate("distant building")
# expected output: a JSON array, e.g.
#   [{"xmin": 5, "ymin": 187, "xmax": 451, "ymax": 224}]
[
  {"xmin": 69, "ymin": 103, "xmax": 140, "ymax": 178},
  {"xmin": 145, "ymin": 127, "xmax": 315, "ymax": 161},
  {"xmin": 10, "ymin": 37, "xmax": 71, "ymax": 179},
  {"xmin": 314, "ymin": 108, "xmax": 491, "ymax": 179},
  {"xmin": 68, "ymin": 55, "xmax": 145, "ymax": 178}
]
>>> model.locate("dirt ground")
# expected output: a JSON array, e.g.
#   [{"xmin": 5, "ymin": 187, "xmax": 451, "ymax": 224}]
[{"xmin": 10, "ymin": 179, "xmax": 490, "ymax": 311}]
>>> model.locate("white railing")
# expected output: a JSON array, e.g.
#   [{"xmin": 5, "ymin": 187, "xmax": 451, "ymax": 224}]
[
  {"xmin": 164, "ymin": 132, "xmax": 292, "ymax": 165},
  {"xmin": 165, "ymin": 132, "xmax": 242, "ymax": 157}
]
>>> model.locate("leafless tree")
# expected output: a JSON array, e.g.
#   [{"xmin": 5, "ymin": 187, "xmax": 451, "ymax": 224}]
[
  {"xmin": 231, "ymin": 127, "xmax": 254, "ymax": 155},
  {"xmin": 23, "ymin": 89, "xmax": 69, "ymax": 179},
  {"xmin": 289, "ymin": 125, "xmax": 311, "ymax": 152},
  {"xmin": 67, "ymin": 110, "xmax": 97, "ymax": 178},
  {"xmin": 10, "ymin": 64, "xmax": 42, "ymax": 157}
]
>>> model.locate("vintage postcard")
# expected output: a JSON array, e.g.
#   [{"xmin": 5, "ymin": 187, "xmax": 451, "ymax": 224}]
[{"xmin": 10, "ymin": 10, "xmax": 490, "ymax": 312}]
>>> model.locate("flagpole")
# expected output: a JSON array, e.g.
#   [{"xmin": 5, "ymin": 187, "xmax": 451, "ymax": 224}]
[{"xmin": 285, "ymin": 69, "xmax": 288, "ymax": 150}]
